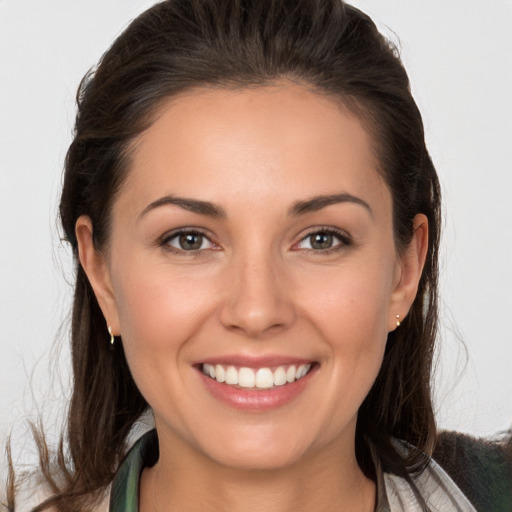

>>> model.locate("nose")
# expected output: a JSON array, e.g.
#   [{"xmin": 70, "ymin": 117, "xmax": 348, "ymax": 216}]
[{"xmin": 219, "ymin": 249, "xmax": 295, "ymax": 338}]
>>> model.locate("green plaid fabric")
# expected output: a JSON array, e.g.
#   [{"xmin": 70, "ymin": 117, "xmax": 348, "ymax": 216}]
[
  {"xmin": 433, "ymin": 430, "xmax": 512, "ymax": 512},
  {"xmin": 109, "ymin": 430, "xmax": 159, "ymax": 512},
  {"xmin": 109, "ymin": 429, "xmax": 511, "ymax": 511}
]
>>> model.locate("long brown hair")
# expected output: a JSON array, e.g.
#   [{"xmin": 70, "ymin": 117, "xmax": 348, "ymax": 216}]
[{"xmin": 6, "ymin": 1, "xmax": 440, "ymax": 510}]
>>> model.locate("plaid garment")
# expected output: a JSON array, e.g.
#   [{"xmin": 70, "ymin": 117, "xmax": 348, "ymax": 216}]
[
  {"xmin": 109, "ymin": 429, "xmax": 511, "ymax": 512},
  {"xmin": 433, "ymin": 430, "xmax": 512, "ymax": 512}
]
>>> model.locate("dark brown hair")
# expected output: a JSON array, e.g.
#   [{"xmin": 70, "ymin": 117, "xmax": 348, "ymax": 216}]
[{"xmin": 6, "ymin": 0, "xmax": 440, "ymax": 510}]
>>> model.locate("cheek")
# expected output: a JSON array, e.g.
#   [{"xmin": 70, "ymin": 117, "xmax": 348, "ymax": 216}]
[
  {"xmin": 110, "ymin": 262, "xmax": 223, "ymax": 423},
  {"xmin": 295, "ymin": 255, "xmax": 395, "ymax": 395},
  {"xmin": 111, "ymin": 261, "xmax": 218, "ymax": 359},
  {"xmin": 299, "ymin": 258, "xmax": 395, "ymax": 342},
  {"xmin": 319, "ymin": 280, "xmax": 389, "ymax": 381}
]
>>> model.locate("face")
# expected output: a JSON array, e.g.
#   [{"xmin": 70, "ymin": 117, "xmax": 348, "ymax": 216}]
[{"xmin": 78, "ymin": 83, "xmax": 426, "ymax": 471}]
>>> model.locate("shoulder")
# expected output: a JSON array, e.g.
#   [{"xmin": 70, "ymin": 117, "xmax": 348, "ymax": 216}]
[
  {"xmin": 4, "ymin": 413, "xmax": 154, "ymax": 512},
  {"xmin": 433, "ymin": 429, "xmax": 512, "ymax": 512}
]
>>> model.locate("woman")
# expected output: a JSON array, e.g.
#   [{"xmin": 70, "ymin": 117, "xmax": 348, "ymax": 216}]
[{"xmin": 3, "ymin": 0, "xmax": 511, "ymax": 511}]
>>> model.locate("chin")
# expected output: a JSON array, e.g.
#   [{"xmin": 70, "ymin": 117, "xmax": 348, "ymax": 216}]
[
  {"xmin": 212, "ymin": 448, "xmax": 303, "ymax": 472},
  {"xmin": 200, "ymin": 430, "xmax": 314, "ymax": 471}
]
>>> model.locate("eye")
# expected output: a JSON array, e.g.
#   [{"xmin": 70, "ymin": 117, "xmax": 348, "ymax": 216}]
[
  {"xmin": 163, "ymin": 230, "xmax": 216, "ymax": 252},
  {"xmin": 295, "ymin": 229, "xmax": 350, "ymax": 251}
]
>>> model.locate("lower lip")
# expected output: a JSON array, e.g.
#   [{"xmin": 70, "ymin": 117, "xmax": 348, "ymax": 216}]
[{"xmin": 197, "ymin": 366, "xmax": 316, "ymax": 411}]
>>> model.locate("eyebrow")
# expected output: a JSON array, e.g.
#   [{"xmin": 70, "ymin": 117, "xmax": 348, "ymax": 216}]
[
  {"xmin": 288, "ymin": 193, "xmax": 373, "ymax": 217},
  {"xmin": 138, "ymin": 192, "xmax": 372, "ymax": 221},
  {"xmin": 138, "ymin": 195, "xmax": 227, "ymax": 220}
]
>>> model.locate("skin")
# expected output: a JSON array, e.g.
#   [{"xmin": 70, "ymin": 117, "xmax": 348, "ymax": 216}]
[{"xmin": 77, "ymin": 83, "xmax": 428, "ymax": 511}]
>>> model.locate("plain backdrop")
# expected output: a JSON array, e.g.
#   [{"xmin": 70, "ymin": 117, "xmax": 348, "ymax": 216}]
[{"xmin": 1, "ymin": 0, "xmax": 511, "ymax": 471}]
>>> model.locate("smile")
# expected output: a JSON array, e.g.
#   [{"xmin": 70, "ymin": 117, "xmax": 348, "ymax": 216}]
[{"xmin": 201, "ymin": 363, "xmax": 312, "ymax": 389}]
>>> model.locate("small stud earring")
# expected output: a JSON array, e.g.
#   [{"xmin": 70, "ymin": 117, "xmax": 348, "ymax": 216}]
[
  {"xmin": 396, "ymin": 314, "xmax": 401, "ymax": 327},
  {"xmin": 108, "ymin": 326, "xmax": 115, "ymax": 346}
]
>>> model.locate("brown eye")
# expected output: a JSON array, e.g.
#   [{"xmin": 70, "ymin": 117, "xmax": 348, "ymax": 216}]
[
  {"xmin": 165, "ymin": 231, "xmax": 214, "ymax": 251},
  {"xmin": 309, "ymin": 232, "xmax": 334, "ymax": 250},
  {"xmin": 295, "ymin": 229, "xmax": 350, "ymax": 252},
  {"xmin": 179, "ymin": 233, "xmax": 204, "ymax": 250}
]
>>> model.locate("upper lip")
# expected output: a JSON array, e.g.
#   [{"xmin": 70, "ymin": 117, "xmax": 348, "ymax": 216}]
[{"xmin": 195, "ymin": 355, "xmax": 316, "ymax": 369}]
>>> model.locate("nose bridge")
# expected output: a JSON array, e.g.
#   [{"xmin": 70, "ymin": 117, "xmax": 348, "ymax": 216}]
[{"xmin": 219, "ymin": 240, "xmax": 294, "ymax": 337}]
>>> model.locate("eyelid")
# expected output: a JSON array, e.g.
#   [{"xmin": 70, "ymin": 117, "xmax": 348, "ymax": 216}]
[
  {"xmin": 292, "ymin": 226, "xmax": 352, "ymax": 251},
  {"xmin": 156, "ymin": 226, "xmax": 351, "ymax": 254},
  {"xmin": 159, "ymin": 227, "xmax": 219, "ymax": 253}
]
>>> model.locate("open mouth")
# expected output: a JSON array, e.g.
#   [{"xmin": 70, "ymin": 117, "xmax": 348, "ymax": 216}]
[{"xmin": 200, "ymin": 363, "xmax": 314, "ymax": 390}]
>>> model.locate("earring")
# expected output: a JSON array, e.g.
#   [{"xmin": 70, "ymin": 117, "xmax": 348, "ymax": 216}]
[
  {"xmin": 396, "ymin": 314, "xmax": 401, "ymax": 327},
  {"xmin": 108, "ymin": 326, "xmax": 115, "ymax": 346}
]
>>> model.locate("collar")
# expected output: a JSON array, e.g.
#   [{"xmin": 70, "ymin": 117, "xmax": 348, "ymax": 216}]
[
  {"xmin": 108, "ymin": 429, "xmax": 474, "ymax": 512},
  {"xmin": 109, "ymin": 429, "xmax": 159, "ymax": 512}
]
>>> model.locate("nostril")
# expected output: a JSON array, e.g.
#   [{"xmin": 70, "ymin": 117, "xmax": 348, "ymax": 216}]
[{"xmin": 219, "ymin": 303, "xmax": 293, "ymax": 337}]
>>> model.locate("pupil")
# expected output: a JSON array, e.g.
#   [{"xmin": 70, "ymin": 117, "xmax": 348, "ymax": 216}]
[
  {"xmin": 179, "ymin": 233, "xmax": 202, "ymax": 250},
  {"xmin": 311, "ymin": 233, "xmax": 332, "ymax": 249}
]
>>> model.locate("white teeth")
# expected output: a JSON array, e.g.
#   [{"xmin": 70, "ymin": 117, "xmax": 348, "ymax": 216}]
[
  {"xmin": 225, "ymin": 366, "xmax": 238, "ymax": 385},
  {"xmin": 215, "ymin": 364, "xmax": 226, "ymax": 383},
  {"xmin": 255, "ymin": 368, "xmax": 274, "ymax": 389},
  {"xmin": 286, "ymin": 365, "xmax": 296, "ymax": 383},
  {"xmin": 273, "ymin": 366, "xmax": 287, "ymax": 386},
  {"xmin": 297, "ymin": 364, "xmax": 308, "ymax": 379},
  {"xmin": 202, "ymin": 363, "xmax": 312, "ymax": 389},
  {"xmin": 203, "ymin": 364, "xmax": 214, "ymax": 377},
  {"xmin": 239, "ymin": 367, "xmax": 255, "ymax": 388}
]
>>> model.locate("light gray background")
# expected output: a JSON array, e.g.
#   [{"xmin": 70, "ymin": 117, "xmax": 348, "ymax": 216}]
[{"xmin": 1, "ymin": 0, "xmax": 511, "ymax": 471}]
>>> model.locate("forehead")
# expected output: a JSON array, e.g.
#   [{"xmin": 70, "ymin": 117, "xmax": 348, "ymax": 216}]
[{"xmin": 119, "ymin": 83, "xmax": 390, "ymax": 217}]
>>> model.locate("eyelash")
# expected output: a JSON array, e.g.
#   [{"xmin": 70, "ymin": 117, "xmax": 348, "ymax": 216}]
[
  {"xmin": 159, "ymin": 226, "xmax": 351, "ymax": 256},
  {"xmin": 159, "ymin": 228, "xmax": 218, "ymax": 255},
  {"xmin": 293, "ymin": 227, "xmax": 352, "ymax": 254}
]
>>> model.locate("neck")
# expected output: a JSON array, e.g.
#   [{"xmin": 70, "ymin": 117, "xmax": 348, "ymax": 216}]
[{"xmin": 140, "ymin": 430, "xmax": 375, "ymax": 512}]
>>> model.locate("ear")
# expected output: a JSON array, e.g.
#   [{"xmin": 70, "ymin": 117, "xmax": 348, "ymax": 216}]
[
  {"xmin": 388, "ymin": 213, "xmax": 429, "ymax": 332},
  {"xmin": 75, "ymin": 215, "xmax": 121, "ymax": 335}
]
